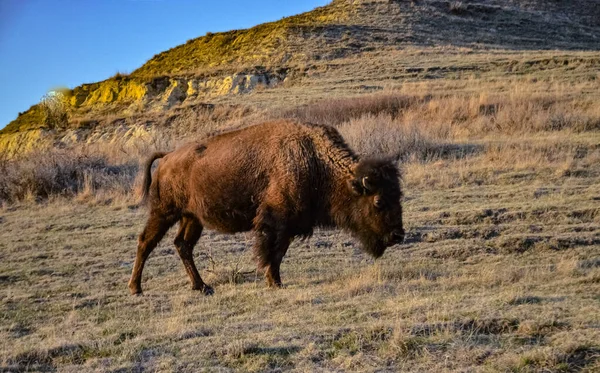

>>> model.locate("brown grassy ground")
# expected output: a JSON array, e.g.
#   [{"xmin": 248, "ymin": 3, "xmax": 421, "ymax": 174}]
[
  {"xmin": 1, "ymin": 53, "xmax": 600, "ymax": 371},
  {"xmin": 1, "ymin": 91, "xmax": 599, "ymax": 371},
  {"xmin": 1, "ymin": 161, "xmax": 598, "ymax": 372},
  {"xmin": 1, "ymin": 2, "xmax": 599, "ymax": 370}
]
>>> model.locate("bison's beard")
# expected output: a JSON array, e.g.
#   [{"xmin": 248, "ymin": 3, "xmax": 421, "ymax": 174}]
[{"xmin": 355, "ymin": 232, "xmax": 387, "ymax": 259}]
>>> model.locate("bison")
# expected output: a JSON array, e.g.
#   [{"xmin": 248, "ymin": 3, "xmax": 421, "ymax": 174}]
[{"xmin": 128, "ymin": 120, "xmax": 404, "ymax": 295}]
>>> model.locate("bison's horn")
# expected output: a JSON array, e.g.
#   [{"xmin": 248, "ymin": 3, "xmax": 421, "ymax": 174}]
[{"xmin": 361, "ymin": 176, "xmax": 370, "ymax": 192}]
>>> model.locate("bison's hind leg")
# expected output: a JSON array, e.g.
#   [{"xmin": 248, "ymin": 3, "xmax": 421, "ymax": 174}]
[
  {"xmin": 174, "ymin": 216, "xmax": 214, "ymax": 295},
  {"xmin": 129, "ymin": 211, "xmax": 177, "ymax": 295}
]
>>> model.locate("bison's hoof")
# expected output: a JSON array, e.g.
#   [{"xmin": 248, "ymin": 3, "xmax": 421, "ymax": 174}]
[
  {"xmin": 128, "ymin": 283, "xmax": 143, "ymax": 296},
  {"xmin": 129, "ymin": 288, "xmax": 143, "ymax": 296},
  {"xmin": 195, "ymin": 285, "xmax": 214, "ymax": 296}
]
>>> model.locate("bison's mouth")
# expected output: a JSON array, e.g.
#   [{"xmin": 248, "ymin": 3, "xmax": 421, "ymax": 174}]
[
  {"xmin": 387, "ymin": 229, "xmax": 405, "ymax": 246},
  {"xmin": 357, "ymin": 230, "xmax": 404, "ymax": 259},
  {"xmin": 357, "ymin": 234, "xmax": 387, "ymax": 259}
]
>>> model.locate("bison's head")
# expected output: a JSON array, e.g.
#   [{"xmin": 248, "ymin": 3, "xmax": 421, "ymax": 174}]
[{"xmin": 346, "ymin": 158, "xmax": 404, "ymax": 258}]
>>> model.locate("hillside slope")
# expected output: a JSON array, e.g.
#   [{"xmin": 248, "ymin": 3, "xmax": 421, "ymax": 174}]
[
  {"xmin": 133, "ymin": 0, "xmax": 600, "ymax": 77},
  {"xmin": 1, "ymin": 0, "xmax": 599, "ymax": 155}
]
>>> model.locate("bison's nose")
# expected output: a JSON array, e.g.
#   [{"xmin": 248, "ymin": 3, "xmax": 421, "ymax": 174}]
[{"xmin": 391, "ymin": 229, "xmax": 405, "ymax": 244}]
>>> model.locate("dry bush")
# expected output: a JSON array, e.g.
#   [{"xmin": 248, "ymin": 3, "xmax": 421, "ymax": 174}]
[
  {"xmin": 283, "ymin": 94, "xmax": 424, "ymax": 126},
  {"xmin": 161, "ymin": 103, "xmax": 257, "ymax": 137},
  {"xmin": 0, "ymin": 149, "xmax": 137, "ymax": 204},
  {"xmin": 336, "ymin": 114, "xmax": 472, "ymax": 161},
  {"xmin": 414, "ymin": 93, "xmax": 600, "ymax": 136},
  {"xmin": 40, "ymin": 91, "xmax": 69, "ymax": 130},
  {"xmin": 284, "ymin": 91, "xmax": 600, "ymax": 140}
]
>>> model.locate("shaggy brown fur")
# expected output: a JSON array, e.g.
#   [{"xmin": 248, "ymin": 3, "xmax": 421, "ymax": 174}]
[{"xmin": 128, "ymin": 120, "xmax": 404, "ymax": 295}]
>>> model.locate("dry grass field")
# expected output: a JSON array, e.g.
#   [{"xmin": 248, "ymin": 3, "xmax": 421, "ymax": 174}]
[
  {"xmin": 2, "ymin": 1, "xmax": 600, "ymax": 371},
  {"xmin": 1, "ymin": 78, "xmax": 600, "ymax": 371}
]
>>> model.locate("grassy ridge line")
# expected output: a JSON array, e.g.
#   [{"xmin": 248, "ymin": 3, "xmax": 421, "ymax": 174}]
[
  {"xmin": 131, "ymin": 2, "xmax": 349, "ymax": 77},
  {"xmin": 132, "ymin": 0, "xmax": 600, "ymax": 77}
]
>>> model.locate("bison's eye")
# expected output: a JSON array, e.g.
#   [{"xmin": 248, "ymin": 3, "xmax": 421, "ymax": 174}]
[{"xmin": 373, "ymin": 196, "xmax": 383, "ymax": 209}]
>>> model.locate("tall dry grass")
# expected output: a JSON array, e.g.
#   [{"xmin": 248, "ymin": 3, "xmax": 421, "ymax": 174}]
[
  {"xmin": 283, "ymin": 94, "xmax": 422, "ymax": 125},
  {"xmin": 0, "ymin": 150, "xmax": 137, "ymax": 205},
  {"xmin": 1, "ymin": 88, "xmax": 598, "ymax": 204}
]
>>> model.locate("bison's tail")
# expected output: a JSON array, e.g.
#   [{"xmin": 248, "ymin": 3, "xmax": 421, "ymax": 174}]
[{"xmin": 140, "ymin": 152, "xmax": 169, "ymax": 205}]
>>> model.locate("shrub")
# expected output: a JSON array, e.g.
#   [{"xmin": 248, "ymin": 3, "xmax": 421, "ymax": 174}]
[
  {"xmin": 283, "ymin": 94, "xmax": 423, "ymax": 126},
  {"xmin": 337, "ymin": 114, "xmax": 438, "ymax": 160},
  {"xmin": 0, "ymin": 150, "xmax": 137, "ymax": 204},
  {"xmin": 40, "ymin": 91, "xmax": 69, "ymax": 129}
]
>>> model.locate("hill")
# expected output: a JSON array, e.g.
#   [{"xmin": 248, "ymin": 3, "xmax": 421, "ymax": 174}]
[
  {"xmin": 132, "ymin": 0, "xmax": 600, "ymax": 77},
  {"xmin": 1, "ymin": 0, "xmax": 599, "ymax": 156}
]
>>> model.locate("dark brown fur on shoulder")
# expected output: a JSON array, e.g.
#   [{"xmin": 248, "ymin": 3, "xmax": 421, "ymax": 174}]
[{"xmin": 128, "ymin": 120, "xmax": 405, "ymax": 296}]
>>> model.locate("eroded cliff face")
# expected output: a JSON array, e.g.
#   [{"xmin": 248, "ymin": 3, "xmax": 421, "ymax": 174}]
[
  {"xmin": 0, "ymin": 70, "xmax": 287, "ymax": 157},
  {"xmin": 0, "ymin": 130, "xmax": 51, "ymax": 158},
  {"xmin": 0, "ymin": 124, "xmax": 159, "ymax": 159},
  {"xmin": 71, "ymin": 70, "xmax": 287, "ymax": 110}
]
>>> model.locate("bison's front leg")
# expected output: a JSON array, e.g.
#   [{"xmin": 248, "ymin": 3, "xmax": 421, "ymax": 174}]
[
  {"xmin": 174, "ymin": 216, "xmax": 214, "ymax": 295},
  {"xmin": 255, "ymin": 231, "xmax": 290, "ymax": 287},
  {"xmin": 253, "ymin": 207, "xmax": 291, "ymax": 288}
]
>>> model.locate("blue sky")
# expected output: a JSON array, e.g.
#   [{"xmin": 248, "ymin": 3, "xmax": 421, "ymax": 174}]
[{"xmin": 0, "ymin": 0, "xmax": 330, "ymax": 129}]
